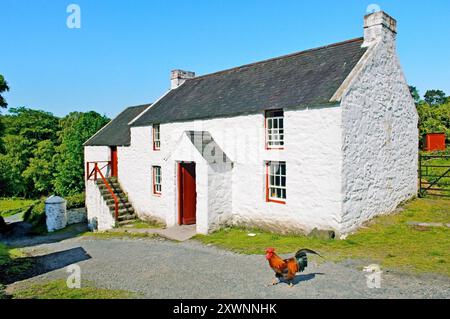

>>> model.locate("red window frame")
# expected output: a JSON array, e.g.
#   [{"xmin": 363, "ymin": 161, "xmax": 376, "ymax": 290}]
[
  {"xmin": 265, "ymin": 161, "xmax": 286, "ymax": 204},
  {"xmin": 265, "ymin": 109, "xmax": 284, "ymax": 150},
  {"xmin": 153, "ymin": 124, "xmax": 161, "ymax": 151},
  {"xmin": 152, "ymin": 166, "xmax": 162, "ymax": 196}
]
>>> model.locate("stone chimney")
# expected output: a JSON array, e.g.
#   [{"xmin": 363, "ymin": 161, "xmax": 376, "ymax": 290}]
[
  {"xmin": 363, "ymin": 11, "xmax": 397, "ymax": 47},
  {"xmin": 171, "ymin": 69, "xmax": 195, "ymax": 89}
]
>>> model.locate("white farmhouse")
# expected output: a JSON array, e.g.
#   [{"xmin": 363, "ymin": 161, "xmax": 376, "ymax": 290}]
[{"xmin": 84, "ymin": 11, "xmax": 418, "ymax": 236}]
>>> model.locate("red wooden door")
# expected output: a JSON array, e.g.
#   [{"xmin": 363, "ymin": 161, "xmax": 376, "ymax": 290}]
[
  {"xmin": 179, "ymin": 162, "xmax": 197, "ymax": 225},
  {"xmin": 111, "ymin": 146, "xmax": 118, "ymax": 177}
]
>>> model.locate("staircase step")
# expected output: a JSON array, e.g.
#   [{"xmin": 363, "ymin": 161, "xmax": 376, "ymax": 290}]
[
  {"xmin": 118, "ymin": 219, "xmax": 136, "ymax": 226},
  {"xmin": 107, "ymin": 202, "xmax": 132, "ymax": 210},
  {"xmin": 101, "ymin": 190, "xmax": 126, "ymax": 198},
  {"xmin": 118, "ymin": 214, "xmax": 137, "ymax": 222},
  {"xmin": 110, "ymin": 207, "xmax": 135, "ymax": 215},
  {"xmin": 106, "ymin": 198, "xmax": 130, "ymax": 205},
  {"xmin": 95, "ymin": 177, "xmax": 137, "ymax": 226},
  {"xmin": 97, "ymin": 182, "xmax": 121, "ymax": 188}
]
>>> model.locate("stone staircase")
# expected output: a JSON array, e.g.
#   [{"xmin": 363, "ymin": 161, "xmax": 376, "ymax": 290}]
[{"xmin": 96, "ymin": 177, "xmax": 137, "ymax": 227}]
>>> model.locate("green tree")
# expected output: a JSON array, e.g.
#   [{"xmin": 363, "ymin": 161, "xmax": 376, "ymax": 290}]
[
  {"xmin": 0, "ymin": 75, "xmax": 9, "ymax": 108},
  {"xmin": 53, "ymin": 111, "xmax": 109, "ymax": 196},
  {"xmin": 0, "ymin": 135, "xmax": 33, "ymax": 196},
  {"xmin": 408, "ymin": 86, "xmax": 421, "ymax": 104},
  {"xmin": 0, "ymin": 107, "xmax": 59, "ymax": 197},
  {"xmin": 424, "ymin": 89, "xmax": 447, "ymax": 106},
  {"xmin": 2, "ymin": 107, "xmax": 58, "ymax": 142},
  {"xmin": 22, "ymin": 140, "xmax": 56, "ymax": 195}
]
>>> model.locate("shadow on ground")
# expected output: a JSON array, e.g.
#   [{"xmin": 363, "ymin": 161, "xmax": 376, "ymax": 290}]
[
  {"xmin": 277, "ymin": 272, "xmax": 325, "ymax": 286},
  {"xmin": 0, "ymin": 247, "xmax": 91, "ymax": 285},
  {"xmin": 0, "ymin": 220, "xmax": 88, "ymax": 249}
]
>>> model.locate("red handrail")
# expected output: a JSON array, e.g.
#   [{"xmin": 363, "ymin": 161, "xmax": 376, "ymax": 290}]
[{"xmin": 86, "ymin": 161, "xmax": 119, "ymax": 221}]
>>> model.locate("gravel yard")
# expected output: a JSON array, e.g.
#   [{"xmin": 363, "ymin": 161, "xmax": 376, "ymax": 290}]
[{"xmin": 6, "ymin": 236, "xmax": 450, "ymax": 299}]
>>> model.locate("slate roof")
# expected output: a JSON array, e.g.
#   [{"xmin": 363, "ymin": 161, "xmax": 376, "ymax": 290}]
[
  {"xmin": 132, "ymin": 37, "xmax": 366, "ymax": 126},
  {"xmin": 84, "ymin": 104, "xmax": 150, "ymax": 146},
  {"xmin": 185, "ymin": 131, "xmax": 232, "ymax": 166}
]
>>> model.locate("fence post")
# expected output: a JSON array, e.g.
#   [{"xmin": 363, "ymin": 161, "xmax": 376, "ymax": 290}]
[
  {"xmin": 94, "ymin": 163, "xmax": 98, "ymax": 181},
  {"xmin": 418, "ymin": 154, "xmax": 422, "ymax": 197}
]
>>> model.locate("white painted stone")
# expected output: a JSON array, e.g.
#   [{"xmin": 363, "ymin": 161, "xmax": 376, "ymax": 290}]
[
  {"xmin": 339, "ymin": 12, "xmax": 418, "ymax": 234},
  {"xmin": 116, "ymin": 106, "xmax": 343, "ymax": 235},
  {"xmin": 45, "ymin": 196, "xmax": 67, "ymax": 232},
  {"xmin": 84, "ymin": 11, "xmax": 418, "ymax": 236},
  {"xmin": 66, "ymin": 208, "xmax": 87, "ymax": 225},
  {"xmin": 85, "ymin": 180, "xmax": 115, "ymax": 231}
]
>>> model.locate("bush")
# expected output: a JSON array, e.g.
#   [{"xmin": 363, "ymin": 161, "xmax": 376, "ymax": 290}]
[
  {"xmin": 66, "ymin": 193, "xmax": 85, "ymax": 210},
  {"xmin": 22, "ymin": 199, "xmax": 46, "ymax": 234}
]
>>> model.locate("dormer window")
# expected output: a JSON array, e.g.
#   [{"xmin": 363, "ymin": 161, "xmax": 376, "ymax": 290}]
[
  {"xmin": 265, "ymin": 109, "xmax": 284, "ymax": 149},
  {"xmin": 153, "ymin": 124, "xmax": 160, "ymax": 150}
]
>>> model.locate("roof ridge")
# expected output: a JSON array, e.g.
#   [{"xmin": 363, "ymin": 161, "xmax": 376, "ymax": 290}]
[{"xmin": 190, "ymin": 37, "xmax": 364, "ymax": 81}]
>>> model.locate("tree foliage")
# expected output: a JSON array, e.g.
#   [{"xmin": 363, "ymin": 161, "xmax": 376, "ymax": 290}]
[
  {"xmin": 409, "ymin": 86, "xmax": 420, "ymax": 104},
  {"xmin": 0, "ymin": 75, "xmax": 9, "ymax": 108},
  {"xmin": 53, "ymin": 112, "xmax": 109, "ymax": 196},
  {"xmin": 413, "ymin": 87, "xmax": 450, "ymax": 146},
  {"xmin": 424, "ymin": 89, "xmax": 447, "ymax": 106},
  {"xmin": 0, "ymin": 107, "xmax": 109, "ymax": 198}
]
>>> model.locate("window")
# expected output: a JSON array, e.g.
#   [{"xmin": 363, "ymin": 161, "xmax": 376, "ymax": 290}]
[
  {"xmin": 153, "ymin": 166, "xmax": 162, "ymax": 195},
  {"xmin": 153, "ymin": 124, "xmax": 161, "ymax": 150},
  {"xmin": 265, "ymin": 109, "xmax": 284, "ymax": 149},
  {"xmin": 266, "ymin": 161, "xmax": 286, "ymax": 203}
]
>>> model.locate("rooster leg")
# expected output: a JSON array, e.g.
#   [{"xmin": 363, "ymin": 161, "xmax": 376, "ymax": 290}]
[
  {"xmin": 288, "ymin": 282, "xmax": 294, "ymax": 288},
  {"xmin": 271, "ymin": 278, "xmax": 280, "ymax": 286}
]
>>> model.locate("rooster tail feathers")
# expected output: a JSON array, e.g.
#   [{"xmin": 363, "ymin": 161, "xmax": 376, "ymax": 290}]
[
  {"xmin": 295, "ymin": 248, "xmax": 323, "ymax": 271},
  {"xmin": 295, "ymin": 248, "xmax": 323, "ymax": 259}
]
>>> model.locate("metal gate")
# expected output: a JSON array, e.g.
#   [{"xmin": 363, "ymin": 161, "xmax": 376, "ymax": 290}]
[{"xmin": 419, "ymin": 154, "xmax": 450, "ymax": 198}]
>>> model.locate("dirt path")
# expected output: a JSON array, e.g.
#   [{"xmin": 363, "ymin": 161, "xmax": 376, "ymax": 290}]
[{"xmin": 5, "ymin": 236, "xmax": 450, "ymax": 299}]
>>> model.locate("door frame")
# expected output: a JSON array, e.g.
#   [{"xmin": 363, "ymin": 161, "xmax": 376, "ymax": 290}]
[{"xmin": 177, "ymin": 161, "xmax": 197, "ymax": 225}]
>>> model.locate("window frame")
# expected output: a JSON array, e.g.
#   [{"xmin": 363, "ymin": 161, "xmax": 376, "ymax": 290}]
[
  {"xmin": 152, "ymin": 166, "xmax": 162, "ymax": 196},
  {"xmin": 153, "ymin": 124, "xmax": 161, "ymax": 151},
  {"xmin": 265, "ymin": 109, "xmax": 284, "ymax": 150},
  {"xmin": 265, "ymin": 161, "xmax": 286, "ymax": 204}
]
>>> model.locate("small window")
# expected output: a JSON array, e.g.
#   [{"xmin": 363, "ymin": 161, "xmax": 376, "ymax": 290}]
[
  {"xmin": 265, "ymin": 109, "xmax": 284, "ymax": 149},
  {"xmin": 153, "ymin": 124, "xmax": 161, "ymax": 150},
  {"xmin": 266, "ymin": 161, "xmax": 286, "ymax": 203},
  {"xmin": 153, "ymin": 166, "xmax": 162, "ymax": 195}
]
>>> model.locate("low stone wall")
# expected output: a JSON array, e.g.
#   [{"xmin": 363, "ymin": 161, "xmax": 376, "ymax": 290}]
[
  {"xmin": 45, "ymin": 196, "xmax": 87, "ymax": 232},
  {"xmin": 67, "ymin": 208, "xmax": 87, "ymax": 225}
]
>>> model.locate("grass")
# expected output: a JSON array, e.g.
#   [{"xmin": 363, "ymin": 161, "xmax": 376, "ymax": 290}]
[
  {"xmin": 0, "ymin": 243, "xmax": 32, "ymax": 276},
  {"xmin": 0, "ymin": 243, "xmax": 34, "ymax": 299},
  {"xmin": 195, "ymin": 198, "xmax": 450, "ymax": 276},
  {"xmin": 11, "ymin": 280, "xmax": 135, "ymax": 299},
  {"xmin": 125, "ymin": 219, "xmax": 163, "ymax": 229},
  {"xmin": 420, "ymin": 152, "xmax": 450, "ymax": 194},
  {"xmin": 80, "ymin": 230, "xmax": 157, "ymax": 240},
  {"xmin": 0, "ymin": 198, "xmax": 35, "ymax": 217}
]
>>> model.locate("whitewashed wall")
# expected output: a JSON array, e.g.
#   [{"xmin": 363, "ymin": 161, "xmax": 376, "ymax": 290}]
[
  {"xmin": 339, "ymin": 31, "xmax": 419, "ymax": 234},
  {"xmin": 84, "ymin": 146, "xmax": 113, "ymax": 230},
  {"xmin": 119, "ymin": 106, "xmax": 343, "ymax": 234},
  {"xmin": 85, "ymin": 180, "xmax": 115, "ymax": 231}
]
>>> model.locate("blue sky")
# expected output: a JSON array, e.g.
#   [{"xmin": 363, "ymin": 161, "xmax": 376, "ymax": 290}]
[{"xmin": 1, "ymin": 0, "xmax": 449, "ymax": 118}]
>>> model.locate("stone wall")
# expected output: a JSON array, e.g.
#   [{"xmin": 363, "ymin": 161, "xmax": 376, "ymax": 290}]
[
  {"xmin": 339, "ymin": 24, "xmax": 418, "ymax": 234},
  {"xmin": 66, "ymin": 208, "xmax": 87, "ymax": 225},
  {"xmin": 118, "ymin": 106, "xmax": 343, "ymax": 234}
]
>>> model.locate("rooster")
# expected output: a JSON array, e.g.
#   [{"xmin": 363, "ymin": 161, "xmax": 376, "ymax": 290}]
[{"xmin": 266, "ymin": 248, "xmax": 322, "ymax": 287}]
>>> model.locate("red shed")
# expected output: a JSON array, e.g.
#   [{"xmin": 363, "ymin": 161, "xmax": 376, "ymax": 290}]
[{"xmin": 423, "ymin": 133, "xmax": 446, "ymax": 152}]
